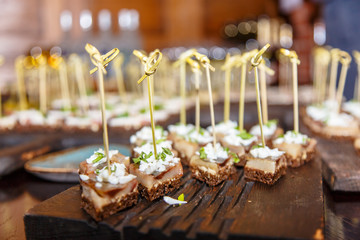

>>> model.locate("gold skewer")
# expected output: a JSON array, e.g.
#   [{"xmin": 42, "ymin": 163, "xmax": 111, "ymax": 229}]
[
  {"xmin": 86, "ymin": 44, "xmax": 119, "ymax": 175},
  {"xmin": 173, "ymin": 49, "xmax": 197, "ymax": 125},
  {"xmin": 251, "ymin": 44, "xmax": 271, "ymax": 147},
  {"xmin": 336, "ymin": 50, "xmax": 352, "ymax": 113},
  {"xmin": 194, "ymin": 52, "xmax": 216, "ymax": 149},
  {"xmin": 133, "ymin": 49, "xmax": 163, "ymax": 158},
  {"xmin": 280, "ymin": 48, "xmax": 301, "ymax": 133}
]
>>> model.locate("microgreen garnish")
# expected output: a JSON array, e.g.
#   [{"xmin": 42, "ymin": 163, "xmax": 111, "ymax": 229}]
[
  {"xmin": 278, "ymin": 133, "xmax": 284, "ymax": 138},
  {"xmin": 133, "ymin": 151, "xmax": 153, "ymax": 164},
  {"xmin": 199, "ymin": 147, "xmax": 207, "ymax": 160},
  {"xmin": 95, "ymin": 169, "xmax": 100, "ymax": 175},
  {"xmin": 117, "ymin": 112, "xmax": 129, "ymax": 118},
  {"xmin": 92, "ymin": 152, "xmax": 105, "ymax": 164},
  {"xmin": 154, "ymin": 104, "xmax": 164, "ymax": 111},
  {"xmin": 111, "ymin": 164, "xmax": 117, "ymax": 173},
  {"xmin": 162, "ymin": 147, "xmax": 172, "ymax": 155},
  {"xmin": 105, "ymin": 103, "xmax": 114, "ymax": 110},
  {"xmin": 139, "ymin": 108, "xmax": 147, "ymax": 114},
  {"xmin": 224, "ymin": 147, "xmax": 229, "ymax": 153},
  {"xmin": 178, "ymin": 193, "xmax": 185, "ymax": 206},
  {"xmin": 156, "ymin": 147, "xmax": 172, "ymax": 161},
  {"xmin": 156, "ymin": 138, "xmax": 165, "ymax": 144},
  {"xmin": 265, "ymin": 119, "xmax": 278, "ymax": 127},
  {"xmin": 237, "ymin": 130, "xmax": 253, "ymax": 140},
  {"xmin": 229, "ymin": 152, "xmax": 240, "ymax": 163},
  {"xmin": 199, "ymin": 128, "xmax": 205, "ymax": 135},
  {"xmin": 251, "ymin": 144, "xmax": 263, "ymax": 149}
]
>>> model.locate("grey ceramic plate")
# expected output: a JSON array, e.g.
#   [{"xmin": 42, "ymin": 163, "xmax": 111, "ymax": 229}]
[{"xmin": 24, "ymin": 144, "xmax": 130, "ymax": 182}]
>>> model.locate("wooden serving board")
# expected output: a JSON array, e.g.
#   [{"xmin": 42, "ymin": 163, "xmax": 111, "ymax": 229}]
[
  {"xmin": 316, "ymin": 138, "xmax": 360, "ymax": 192},
  {"xmin": 24, "ymin": 158, "xmax": 324, "ymax": 240}
]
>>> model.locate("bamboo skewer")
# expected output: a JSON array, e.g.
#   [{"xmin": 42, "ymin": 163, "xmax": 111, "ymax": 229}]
[
  {"xmin": 133, "ymin": 49, "xmax": 163, "ymax": 158},
  {"xmin": 353, "ymin": 51, "xmax": 360, "ymax": 101},
  {"xmin": 336, "ymin": 51, "xmax": 352, "ymax": 113},
  {"xmin": 194, "ymin": 52, "xmax": 216, "ymax": 148},
  {"xmin": 38, "ymin": 55, "xmax": 47, "ymax": 114},
  {"xmin": 250, "ymin": 44, "xmax": 271, "ymax": 148},
  {"xmin": 258, "ymin": 61, "xmax": 275, "ymax": 124},
  {"xmin": 173, "ymin": 49, "xmax": 196, "ymax": 125},
  {"xmin": 70, "ymin": 54, "xmax": 89, "ymax": 113},
  {"xmin": 280, "ymin": 49, "xmax": 301, "ymax": 133},
  {"xmin": 221, "ymin": 54, "xmax": 238, "ymax": 123},
  {"xmin": 186, "ymin": 57, "xmax": 201, "ymax": 133},
  {"xmin": 238, "ymin": 50, "xmax": 257, "ymax": 131},
  {"xmin": 113, "ymin": 53, "xmax": 128, "ymax": 104},
  {"xmin": 15, "ymin": 56, "xmax": 27, "ymax": 111},
  {"xmin": 0, "ymin": 56, "xmax": 4, "ymax": 117},
  {"xmin": 86, "ymin": 44, "xmax": 119, "ymax": 175},
  {"xmin": 329, "ymin": 48, "xmax": 340, "ymax": 100}
]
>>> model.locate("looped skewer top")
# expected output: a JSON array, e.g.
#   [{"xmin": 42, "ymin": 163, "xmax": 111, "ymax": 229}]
[
  {"xmin": 353, "ymin": 50, "xmax": 360, "ymax": 64},
  {"xmin": 330, "ymin": 48, "xmax": 340, "ymax": 60},
  {"xmin": 279, "ymin": 48, "xmax": 301, "ymax": 65},
  {"xmin": 338, "ymin": 50, "xmax": 352, "ymax": 66},
  {"xmin": 193, "ymin": 52, "xmax": 215, "ymax": 71},
  {"xmin": 173, "ymin": 48, "xmax": 197, "ymax": 68},
  {"xmin": 86, "ymin": 43, "xmax": 119, "ymax": 75},
  {"xmin": 133, "ymin": 50, "xmax": 148, "ymax": 64},
  {"xmin": 251, "ymin": 43, "xmax": 271, "ymax": 69},
  {"xmin": 186, "ymin": 57, "xmax": 200, "ymax": 72},
  {"xmin": 134, "ymin": 49, "xmax": 163, "ymax": 85}
]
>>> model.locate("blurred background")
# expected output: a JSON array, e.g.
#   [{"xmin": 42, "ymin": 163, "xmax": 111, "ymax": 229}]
[{"xmin": 0, "ymin": 0, "xmax": 327, "ymax": 86}]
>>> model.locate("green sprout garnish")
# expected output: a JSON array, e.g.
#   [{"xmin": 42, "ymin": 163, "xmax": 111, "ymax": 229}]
[
  {"xmin": 117, "ymin": 112, "xmax": 129, "ymax": 118},
  {"xmin": 178, "ymin": 193, "xmax": 185, "ymax": 206},
  {"xmin": 95, "ymin": 169, "xmax": 100, "ymax": 175},
  {"xmin": 162, "ymin": 147, "xmax": 172, "ymax": 155},
  {"xmin": 237, "ymin": 130, "xmax": 253, "ymax": 140},
  {"xmin": 154, "ymin": 104, "xmax": 164, "ymax": 111},
  {"xmin": 156, "ymin": 147, "xmax": 172, "ymax": 161},
  {"xmin": 156, "ymin": 138, "xmax": 165, "ymax": 144},
  {"xmin": 265, "ymin": 119, "xmax": 278, "ymax": 128},
  {"xmin": 139, "ymin": 108, "xmax": 147, "ymax": 114},
  {"xmin": 105, "ymin": 103, "xmax": 114, "ymax": 110},
  {"xmin": 229, "ymin": 152, "xmax": 240, "ymax": 163},
  {"xmin": 133, "ymin": 151, "xmax": 153, "ymax": 164},
  {"xmin": 199, "ymin": 147, "xmax": 207, "ymax": 160},
  {"xmin": 92, "ymin": 152, "xmax": 105, "ymax": 164},
  {"xmin": 111, "ymin": 164, "xmax": 117, "ymax": 173},
  {"xmin": 251, "ymin": 144, "xmax": 263, "ymax": 149}
]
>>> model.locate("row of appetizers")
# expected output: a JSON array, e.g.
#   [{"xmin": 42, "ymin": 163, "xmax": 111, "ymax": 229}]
[
  {"xmin": 79, "ymin": 120, "xmax": 316, "ymax": 221},
  {"xmin": 0, "ymin": 96, "xmax": 193, "ymax": 133},
  {"xmin": 304, "ymin": 99, "xmax": 360, "ymax": 140}
]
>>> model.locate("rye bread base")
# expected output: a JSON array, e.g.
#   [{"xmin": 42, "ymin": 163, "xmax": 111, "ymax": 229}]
[
  {"xmin": 190, "ymin": 161, "xmax": 235, "ymax": 186},
  {"xmin": 138, "ymin": 177, "xmax": 182, "ymax": 201},
  {"xmin": 244, "ymin": 165, "xmax": 286, "ymax": 185},
  {"xmin": 81, "ymin": 190, "xmax": 138, "ymax": 222}
]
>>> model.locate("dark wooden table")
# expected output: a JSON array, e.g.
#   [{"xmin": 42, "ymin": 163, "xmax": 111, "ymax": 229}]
[
  {"xmin": 1, "ymin": 103, "xmax": 360, "ymax": 239},
  {"xmin": 1, "ymin": 168, "xmax": 359, "ymax": 239}
]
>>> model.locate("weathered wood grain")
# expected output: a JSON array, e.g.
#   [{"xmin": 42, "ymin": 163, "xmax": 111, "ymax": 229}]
[{"xmin": 317, "ymin": 138, "xmax": 360, "ymax": 192}]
